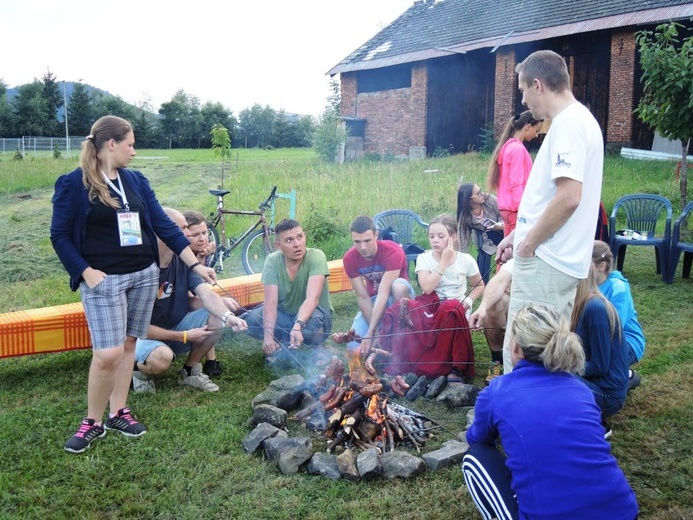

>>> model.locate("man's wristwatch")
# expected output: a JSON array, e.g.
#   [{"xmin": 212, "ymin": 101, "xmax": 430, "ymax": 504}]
[
  {"xmin": 221, "ymin": 311, "xmax": 233, "ymax": 325},
  {"xmin": 293, "ymin": 319, "xmax": 306, "ymax": 330}
]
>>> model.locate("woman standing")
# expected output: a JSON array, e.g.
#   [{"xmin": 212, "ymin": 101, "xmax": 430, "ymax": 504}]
[
  {"xmin": 571, "ymin": 265, "xmax": 630, "ymax": 419},
  {"xmin": 463, "ymin": 304, "xmax": 638, "ymax": 520},
  {"xmin": 486, "ymin": 111, "xmax": 543, "ymax": 236},
  {"xmin": 51, "ymin": 116, "xmax": 216, "ymax": 453},
  {"xmin": 456, "ymin": 182, "xmax": 503, "ymax": 260}
]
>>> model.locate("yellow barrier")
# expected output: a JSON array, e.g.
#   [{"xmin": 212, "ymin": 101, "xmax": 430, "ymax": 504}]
[{"xmin": 0, "ymin": 259, "xmax": 352, "ymax": 359}]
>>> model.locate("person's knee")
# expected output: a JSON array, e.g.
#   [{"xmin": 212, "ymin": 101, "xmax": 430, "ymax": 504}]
[
  {"xmin": 138, "ymin": 345, "xmax": 174, "ymax": 375},
  {"xmin": 92, "ymin": 347, "xmax": 123, "ymax": 372},
  {"xmin": 391, "ymin": 280, "xmax": 414, "ymax": 300}
]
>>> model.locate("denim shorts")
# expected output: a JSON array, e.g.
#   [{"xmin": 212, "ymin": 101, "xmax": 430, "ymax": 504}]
[
  {"xmin": 135, "ymin": 308, "xmax": 210, "ymax": 363},
  {"xmin": 80, "ymin": 262, "xmax": 159, "ymax": 349}
]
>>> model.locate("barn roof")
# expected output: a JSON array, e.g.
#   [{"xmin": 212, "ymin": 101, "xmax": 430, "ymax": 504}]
[{"xmin": 327, "ymin": 0, "xmax": 693, "ymax": 75}]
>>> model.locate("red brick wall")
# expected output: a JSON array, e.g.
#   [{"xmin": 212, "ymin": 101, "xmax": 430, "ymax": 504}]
[
  {"xmin": 493, "ymin": 48, "xmax": 516, "ymax": 139},
  {"xmin": 340, "ymin": 64, "xmax": 427, "ymax": 157},
  {"xmin": 608, "ymin": 31, "xmax": 636, "ymax": 145}
]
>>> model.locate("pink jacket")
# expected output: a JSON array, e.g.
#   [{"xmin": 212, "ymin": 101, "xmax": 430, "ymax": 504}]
[{"xmin": 496, "ymin": 138, "xmax": 532, "ymax": 212}]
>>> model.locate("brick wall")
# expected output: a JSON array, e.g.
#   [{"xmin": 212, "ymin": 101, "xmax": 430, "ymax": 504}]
[
  {"xmin": 608, "ymin": 31, "xmax": 636, "ymax": 145},
  {"xmin": 340, "ymin": 64, "xmax": 427, "ymax": 157},
  {"xmin": 493, "ymin": 48, "xmax": 516, "ymax": 139}
]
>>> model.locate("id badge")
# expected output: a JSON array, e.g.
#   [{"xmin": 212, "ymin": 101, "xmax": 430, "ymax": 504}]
[{"xmin": 117, "ymin": 210, "xmax": 143, "ymax": 246}]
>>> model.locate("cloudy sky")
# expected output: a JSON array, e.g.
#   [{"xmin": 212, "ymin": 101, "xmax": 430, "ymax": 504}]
[{"xmin": 1, "ymin": 0, "xmax": 414, "ymax": 116}]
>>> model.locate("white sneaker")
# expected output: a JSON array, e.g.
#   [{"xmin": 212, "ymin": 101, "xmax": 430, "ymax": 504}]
[
  {"xmin": 132, "ymin": 370, "xmax": 156, "ymax": 394},
  {"xmin": 178, "ymin": 363, "xmax": 219, "ymax": 392}
]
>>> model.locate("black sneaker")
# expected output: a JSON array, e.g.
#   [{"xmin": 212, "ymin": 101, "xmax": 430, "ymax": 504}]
[
  {"xmin": 64, "ymin": 418, "xmax": 106, "ymax": 454},
  {"xmin": 105, "ymin": 407, "xmax": 147, "ymax": 437},
  {"xmin": 627, "ymin": 370, "xmax": 641, "ymax": 394},
  {"xmin": 203, "ymin": 359, "xmax": 223, "ymax": 377}
]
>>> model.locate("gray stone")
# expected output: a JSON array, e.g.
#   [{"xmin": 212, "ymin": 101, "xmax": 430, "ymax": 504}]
[
  {"xmin": 424, "ymin": 375, "xmax": 447, "ymax": 399},
  {"xmin": 303, "ymin": 409, "xmax": 327, "ymax": 432},
  {"xmin": 242, "ymin": 422, "xmax": 287, "ymax": 454},
  {"xmin": 356, "ymin": 447, "xmax": 382, "ymax": 480},
  {"xmin": 404, "ymin": 372, "xmax": 419, "ymax": 388},
  {"xmin": 251, "ymin": 374, "xmax": 306, "ymax": 411},
  {"xmin": 251, "ymin": 404, "xmax": 288, "ymax": 428},
  {"xmin": 263, "ymin": 436, "xmax": 313, "ymax": 474},
  {"xmin": 422, "ymin": 439, "xmax": 469, "ymax": 470},
  {"xmin": 307, "ymin": 452, "xmax": 342, "ymax": 480},
  {"xmin": 380, "ymin": 450, "xmax": 426, "ymax": 479},
  {"xmin": 336, "ymin": 448, "xmax": 360, "ymax": 481},
  {"xmin": 466, "ymin": 407, "xmax": 475, "ymax": 428},
  {"xmin": 405, "ymin": 375, "xmax": 429, "ymax": 401},
  {"xmin": 436, "ymin": 383, "xmax": 480, "ymax": 408}
]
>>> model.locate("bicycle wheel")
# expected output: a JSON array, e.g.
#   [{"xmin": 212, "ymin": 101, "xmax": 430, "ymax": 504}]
[{"xmin": 242, "ymin": 229, "xmax": 275, "ymax": 274}]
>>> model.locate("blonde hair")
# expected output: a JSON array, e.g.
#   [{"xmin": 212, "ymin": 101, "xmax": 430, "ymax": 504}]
[
  {"xmin": 428, "ymin": 213, "xmax": 460, "ymax": 249},
  {"xmin": 511, "ymin": 304, "xmax": 585, "ymax": 374},
  {"xmin": 592, "ymin": 240, "xmax": 614, "ymax": 274},
  {"xmin": 570, "ymin": 264, "xmax": 621, "ymax": 338},
  {"xmin": 80, "ymin": 115, "xmax": 133, "ymax": 209}
]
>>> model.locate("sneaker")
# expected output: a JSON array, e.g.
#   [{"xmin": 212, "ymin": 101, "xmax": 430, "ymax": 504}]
[
  {"xmin": 603, "ymin": 423, "xmax": 613, "ymax": 440},
  {"xmin": 627, "ymin": 370, "xmax": 641, "ymax": 393},
  {"xmin": 178, "ymin": 363, "xmax": 219, "ymax": 392},
  {"xmin": 132, "ymin": 370, "xmax": 156, "ymax": 394},
  {"xmin": 105, "ymin": 407, "xmax": 147, "ymax": 437},
  {"xmin": 202, "ymin": 359, "xmax": 223, "ymax": 378},
  {"xmin": 485, "ymin": 361, "xmax": 503, "ymax": 385},
  {"xmin": 64, "ymin": 418, "xmax": 106, "ymax": 454}
]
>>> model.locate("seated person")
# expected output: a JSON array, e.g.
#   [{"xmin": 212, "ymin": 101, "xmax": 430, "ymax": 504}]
[
  {"xmin": 343, "ymin": 215, "xmax": 415, "ymax": 355},
  {"xmin": 468, "ymin": 259, "xmax": 512, "ymax": 384},
  {"xmin": 184, "ymin": 209, "xmax": 222, "ymax": 377},
  {"xmin": 571, "ymin": 266, "xmax": 630, "ymax": 419},
  {"xmin": 244, "ymin": 219, "xmax": 333, "ymax": 357},
  {"xmin": 592, "ymin": 240, "xmax": 645, "ymax": 391},
  {"xmin": 133, "ymin": 208, "xmax": 247, "ymax": 393},
  {"xmin": 380, "ymin": 214, "xmax": 483, "ymax": 380},
  {"xmin": 463, "ymin": 304, "xmax": 638, "ymax": 520}
]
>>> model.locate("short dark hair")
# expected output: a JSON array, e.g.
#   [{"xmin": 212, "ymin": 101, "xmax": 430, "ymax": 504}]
[
  {"xmin": 349, "ymin": 215, "xmax": 376, "ymax": 234},
  {"xmin": 275, "ymin": 218, "xmax": 301, "ymax": 236},
  {"xmin": 515, "ymin": 50, "xmax": 571, "ymax": 93}
]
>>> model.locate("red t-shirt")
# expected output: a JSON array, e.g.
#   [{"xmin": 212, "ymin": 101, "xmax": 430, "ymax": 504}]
[{"xmin": 343, "ymin": 240, "xmax": 408, "ymax": 297}]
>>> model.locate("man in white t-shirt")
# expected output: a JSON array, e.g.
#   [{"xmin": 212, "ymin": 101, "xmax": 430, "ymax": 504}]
[{"xmin": 497, "ymin": 50, "xmax": 604, "ymax": 373}]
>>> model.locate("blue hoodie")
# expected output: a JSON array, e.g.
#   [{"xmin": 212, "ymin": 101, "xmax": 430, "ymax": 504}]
[{"xmin": 598, "ymin": 271, "xmax": 646, "ymax": 362}]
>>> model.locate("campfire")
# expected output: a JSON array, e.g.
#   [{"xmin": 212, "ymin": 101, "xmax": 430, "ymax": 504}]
[{"xmin": 290, "ymin": 351, "xmax": 441, "ymax": 454}]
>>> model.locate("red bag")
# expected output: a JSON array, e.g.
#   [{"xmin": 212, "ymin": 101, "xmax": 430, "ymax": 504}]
[{"xmin": 379, "ymin": 292, "xmax": 475, "ymax": 379}]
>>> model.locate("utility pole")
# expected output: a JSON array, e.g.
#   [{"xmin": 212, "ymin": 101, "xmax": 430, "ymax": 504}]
[{"xmin": 63, "ymin": 81, "xmax": 69, "ymax": 154}]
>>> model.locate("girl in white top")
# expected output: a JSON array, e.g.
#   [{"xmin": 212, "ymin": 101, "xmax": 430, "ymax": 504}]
[{"xmin": 416, "ymin": 213, "xmax": 485, "ymax": 316}]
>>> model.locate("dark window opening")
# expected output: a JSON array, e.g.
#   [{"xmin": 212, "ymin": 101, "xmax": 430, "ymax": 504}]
[{"xmin": 357, "ymin": 63, "xmax": 412, "ymax": 93}]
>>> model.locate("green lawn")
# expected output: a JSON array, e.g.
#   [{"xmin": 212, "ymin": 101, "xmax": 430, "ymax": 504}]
[{"xmin": 0, "ymin": 151, "xmax": 691, "ymax": 519}]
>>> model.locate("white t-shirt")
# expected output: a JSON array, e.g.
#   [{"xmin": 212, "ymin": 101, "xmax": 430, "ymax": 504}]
[
  {"xmin": 415, "ymin": 250, "xmax": 480, "ymax": 300},
  {"xmin": 515, "ymin": 102, "xmax": 603, "ymax": 279}
]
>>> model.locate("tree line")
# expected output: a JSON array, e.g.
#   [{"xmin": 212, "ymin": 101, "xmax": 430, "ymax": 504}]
[{"xmin": 0, "ymin": 71, "xmax": 317, "ymax": 150}]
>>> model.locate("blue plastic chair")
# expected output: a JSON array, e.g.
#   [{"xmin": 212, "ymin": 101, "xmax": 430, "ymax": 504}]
[
  {"xmin": 667, "ymin": 201, "xmax": 693, "ymax": 284},
  {"xmin": 609, "ymin": 194, "xmax": 672, "ymax": 282},
  {"xmin": 373, "ymin": 209, "xmax": 428, "ymax": 269}
]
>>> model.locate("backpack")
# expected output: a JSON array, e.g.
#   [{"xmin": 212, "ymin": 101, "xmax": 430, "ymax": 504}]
[{"xmin": 595, "ymin": 201, "xmax": 609, "ymax": 243}]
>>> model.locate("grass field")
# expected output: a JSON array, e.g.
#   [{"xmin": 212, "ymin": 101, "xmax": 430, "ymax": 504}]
[{"xmin": 0, "ymin": 150, "xmax": 691, "ymax": 519}]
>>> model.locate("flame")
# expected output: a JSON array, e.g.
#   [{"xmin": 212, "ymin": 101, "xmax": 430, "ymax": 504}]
[{"xmin": 366, "ymin": 395, "xmax": 385, "ymax": 424}]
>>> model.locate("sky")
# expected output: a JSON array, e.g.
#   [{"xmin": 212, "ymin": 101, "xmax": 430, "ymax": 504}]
[{"xmin": 1, "ymin": 0, "xmax": 415, "ymax": 117}]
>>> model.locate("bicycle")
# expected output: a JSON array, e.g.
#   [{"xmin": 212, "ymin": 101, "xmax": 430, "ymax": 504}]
[{"xmin": 207, "ymin": 186, "xmax": 278, "ymax": 276}]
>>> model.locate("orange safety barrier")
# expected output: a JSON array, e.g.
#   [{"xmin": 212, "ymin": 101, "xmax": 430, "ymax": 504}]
[{"xmin": 0, "ymin": 259, "xmax": 352, "ymax": 359}]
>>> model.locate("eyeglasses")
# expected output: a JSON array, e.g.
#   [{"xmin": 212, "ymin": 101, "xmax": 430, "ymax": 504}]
[{"xmin": 472, "ymin": 189, "xmax": 483, "ymax": 198}]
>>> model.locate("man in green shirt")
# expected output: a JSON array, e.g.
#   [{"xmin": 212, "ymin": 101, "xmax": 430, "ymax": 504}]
[{"xmin": 244, "ymin": 219, "xmax": 332, "ymax": 356}]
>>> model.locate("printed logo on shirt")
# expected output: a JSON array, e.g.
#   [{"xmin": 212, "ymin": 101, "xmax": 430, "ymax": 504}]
[
  {"xmin": 157, "ymin": 281, "xmax": 173, "ymax": 300},
  {"xmin": 357, "ymin": 264, "xmax": 385, "ymax": 293},
  {"xmin": 555, "ymin": 152, "xmax": 572, "ymax": 168}
]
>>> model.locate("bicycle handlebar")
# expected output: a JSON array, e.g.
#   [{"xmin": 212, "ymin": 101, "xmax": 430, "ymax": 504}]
[{"xmin": 259, "ymin": 186, "xmax": 278, "ymax": 210}]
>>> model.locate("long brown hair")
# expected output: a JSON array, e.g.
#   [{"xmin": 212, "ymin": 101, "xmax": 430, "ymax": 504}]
[
  {"xmin": 486, "ymin": 110, "xmax": 542, "ymax": 192},
  {"xmin": 80, "ymin": 115, "xmax": 133, "ymax": 209},
  {"xmin": 570, "ymin": 264, "xmax": 621, "ymax": 338}
]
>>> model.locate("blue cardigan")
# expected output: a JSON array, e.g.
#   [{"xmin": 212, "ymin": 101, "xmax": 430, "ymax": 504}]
[
  {"xmin": 50, "ymin": 168, "xmax": 191, "ymax": 291},
  {"xmin": 467, "ymin": 360, "xmax": 638, "ymax": 520}
]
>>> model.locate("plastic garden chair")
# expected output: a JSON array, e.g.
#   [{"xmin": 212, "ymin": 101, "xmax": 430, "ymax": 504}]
[
  {"xmin": 667, "ymin": 200, "xmax": 693, "ymax": 284},
  {"xmin": 609, "ymin": 194, "xmax": 672, "ymax": 282},
  {"xmin": 373, "ymin": 209, "xmax": 428, "ymax": 269}
]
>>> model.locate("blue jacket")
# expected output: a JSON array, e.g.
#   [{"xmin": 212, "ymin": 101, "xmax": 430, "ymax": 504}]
[
  {"xmin": 50, "ymin": 168, "xmax": 191, "ymax": 291},
  {"xmin": 467, "ymin": 360, "xmax": 638, "ymax": 520},
  {"xmin": 599, "ymin": 271, "xmax": 646, "ymax": 362}
]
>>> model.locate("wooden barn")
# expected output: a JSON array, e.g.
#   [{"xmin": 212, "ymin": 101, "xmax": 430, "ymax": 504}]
[{"xmin": 327, "ymin": 0, "xmax": 693, "ymax": 160}]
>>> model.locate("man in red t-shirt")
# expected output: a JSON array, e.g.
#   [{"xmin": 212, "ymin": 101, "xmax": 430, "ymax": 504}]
[{"xmin": 343, "ymin": 216, "xmax": 414, "ymax": 355}]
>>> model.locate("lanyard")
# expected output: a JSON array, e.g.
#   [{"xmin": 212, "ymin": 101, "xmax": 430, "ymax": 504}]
[{"xmin": 101, "ymin": 170, "xmax": 129, "ymax": 210}]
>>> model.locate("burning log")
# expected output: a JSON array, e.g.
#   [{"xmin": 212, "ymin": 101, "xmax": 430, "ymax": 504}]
[{"xmin": 289, "ymin": 400, "xmax": 324, "ymax": 421}]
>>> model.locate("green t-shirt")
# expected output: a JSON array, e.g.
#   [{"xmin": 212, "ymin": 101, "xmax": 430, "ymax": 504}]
[{"xmin": 261, "ymin": 248, "xmax": 332, "ymax": 315}]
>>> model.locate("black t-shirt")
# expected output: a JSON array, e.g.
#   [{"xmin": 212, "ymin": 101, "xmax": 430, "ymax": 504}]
[
  {"xmin": 83, "ymin": 177, "xmax": 154, "ymax": 274},
  {"xmin": 150, "ymin": 255, "xmax": 204, "ymax": 330}
]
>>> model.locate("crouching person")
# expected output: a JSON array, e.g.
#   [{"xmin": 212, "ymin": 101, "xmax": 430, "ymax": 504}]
[
  {"xmin": 133, "ymin": 208, "xmax": 247, "ymax": 393},
  {"xmin": 244, "ymin": 219, "xmax": 333, "ymax": 358}
]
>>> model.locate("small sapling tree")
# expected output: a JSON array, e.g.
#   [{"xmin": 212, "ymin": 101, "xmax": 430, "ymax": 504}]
[
  {"xmin": 635, "ymin": 22, "xmax": 693, "ymax": 208},
  {"xmin": 210, "ymin": 123, "xmax": 232, "ymax": 188}
]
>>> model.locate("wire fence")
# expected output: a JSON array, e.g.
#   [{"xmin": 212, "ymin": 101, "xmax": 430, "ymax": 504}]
[{"xmin": 0, "ymin": 137, "xmax": 84, "ymax": 155}]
